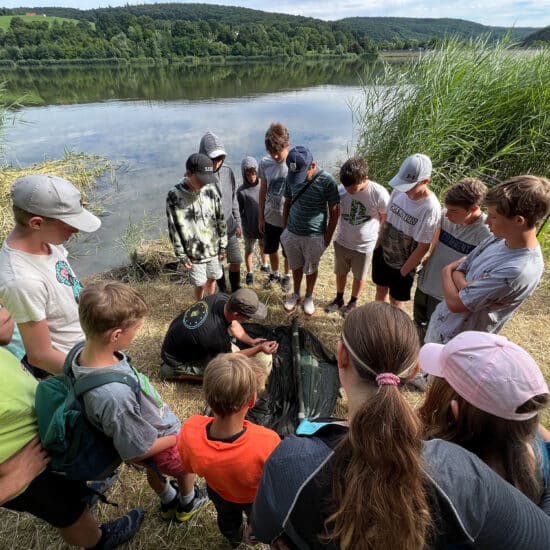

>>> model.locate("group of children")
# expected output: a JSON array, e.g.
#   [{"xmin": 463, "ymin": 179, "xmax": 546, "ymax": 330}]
[{"xmin": 1, "ymin": 121, "xmax": 550, "ymax": 548}]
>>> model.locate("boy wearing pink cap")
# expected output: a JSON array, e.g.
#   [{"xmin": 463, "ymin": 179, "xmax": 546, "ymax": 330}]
[
  {"xmin": 420, "ymin": 331, "xmax": 549, "ymax": 504},
  {"xmin": 425, "ymin": 175, "xmax": 550, "ymax": 344}
]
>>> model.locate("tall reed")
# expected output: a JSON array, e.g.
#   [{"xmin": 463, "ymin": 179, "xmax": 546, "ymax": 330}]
[{"xmin": 355, "ymin": 38, "xmax": 550, "ymax": 195}]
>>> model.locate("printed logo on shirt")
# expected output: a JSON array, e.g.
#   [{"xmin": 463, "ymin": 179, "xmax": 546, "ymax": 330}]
[
  {"xmin": 343, "ymin": 199, "xmax": 372, "ymax": 226},
  {"xmin": 439, "ymin": 230, "xmax": 477, "ymax": 255},
  {"xmin": 390, "ymin": 203, "xmax": 418, "ymax": 226},
  {"xmin": 182, "ymin": 300, "xmax": 209, "ymax": 330},
  {"xmin": 55, "ymin": 260, "xmax": 82, "ymax": 302}
]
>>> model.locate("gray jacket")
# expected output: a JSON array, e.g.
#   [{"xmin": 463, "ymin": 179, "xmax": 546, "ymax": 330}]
[{"xmin": 199, "ymin": 131, "xmax": 241, "ymax": 236}]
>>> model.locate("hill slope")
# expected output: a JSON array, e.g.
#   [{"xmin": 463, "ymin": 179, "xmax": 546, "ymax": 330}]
[{"xmin": 523, "ymin": 26, "xmax": 550, "ymax": 45}]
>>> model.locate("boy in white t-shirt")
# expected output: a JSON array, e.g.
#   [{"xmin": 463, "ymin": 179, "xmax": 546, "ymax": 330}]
[
  {"xmin": 325, "ymin": 157, "xmax": 389, "ymax": 316},
  {"xmin": 372, "ymin": 154, "xmax": 441, "ymax": 309},
  {"xmin": 414, "ymin": 178, "xmax": 490, "ymax": 342},
  {"xmin": 0, "ymin": 175, "xmax": 101, "ymax": 376}
]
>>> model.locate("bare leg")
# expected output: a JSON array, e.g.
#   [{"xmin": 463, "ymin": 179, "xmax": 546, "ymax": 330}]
[
  {"xmin": 146, "ymin": 467, "xmax": 167, "ymax": 495},
  {"xmin": 204, "ymin": 279, "xmax": 217, "ymax": 296},
  {"xmin": 177, "ymin": 472, "xmax": 196, "ymax": 496},
  {"xmin": 390, "ymin": 297, "xmax": 405, "ymax": 309},
  {"xmin": 284, "ymin": 257, "xmax": 290, "ymax": 276},
  {"xmin": 194, "ymin": 285, "xmax": 205, "ymax": 300},
  {"xmin": 351, "ymin": 278, "xmax": 367, "ymax": 300},
  {"xmin": 259, "ymin": 244, "xmax": 268, "ymax": 266},
  {"xmin": 292, "ymin": 267, "xmax": 303, "ymax": 295},
  {"xmin": 269, "ymin": 252, "xmax": 279, "ymax": 273},
  {"xmin": 305, "ymin": 271, "xmax": 318, "ymax": 296},
  {"xmin": 375, "ymin": 285, "xmax": 390, "ymax": 302},
  {"xmin": 229, "ymin": 263, "xmax": 240, "ymax": 273},
  {"xmin": 245, "ymin": 252, "xmax": 253, "ymax": 273},
  {"xmin": 58, "ymin": 508, "xmax": 102, "ymax": 547},
  {"xmin": 336, "ymin": 274, "xmax": 347, "ymax": 294}
]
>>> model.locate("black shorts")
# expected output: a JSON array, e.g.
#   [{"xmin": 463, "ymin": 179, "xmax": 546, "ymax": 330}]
[
  {"xmin": 263, "ymin": 222, "xmax": 286, "ymax": 256},
  {"xmin": 371, "ymin": 247, "xmax": 414, "ymax": 302},
  {"xmin": 3, "ymin": 467, "xmax": 89, "ymax": 528}
]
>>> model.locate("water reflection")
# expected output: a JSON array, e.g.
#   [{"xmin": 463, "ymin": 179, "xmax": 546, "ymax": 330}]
[{"xmin": 2, "ymin": 61, "xmax": 371, "ymax": 275}]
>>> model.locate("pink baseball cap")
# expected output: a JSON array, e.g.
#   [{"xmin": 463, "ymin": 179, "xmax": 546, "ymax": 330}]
[{"xmin": 419, "ymin": 331, "xmax": 548, "ymax": 421}]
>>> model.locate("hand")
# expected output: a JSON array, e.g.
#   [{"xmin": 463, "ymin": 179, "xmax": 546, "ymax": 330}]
[
  {"xmin": 178, "ymin": 261, "xmax": 192, "ymax": 272},
  {"xmin": 219, "ymin": 251, "xmax": 226, "ymax": 262},
  {"xmin": 236, "ymin": 227, "xmax": 242, "ymax": 238},
  {"xmin": 323, "ymin": 233, "xmax": 331, "ymax": 248},
  {"xmin": 271, "ymin": 537, "xmax": 291, "ymax": 550},
  {"xmin": 0, "ymin": 436, "xmax": 50, "ymax": 503},
  {"xmin": 261, "ymin": 340, "xmax": 279, "ymax": 355},
  {"xmin": 258, "ymin": 219, "xmax": 265, "ymax": 235},
  {"xmin": 250, "ymin": 337, "xmax": 267, "ymax": 346},
  {"xmin": 399, "ymin": 266, "xmax": 410, "ymax": 277},
  {"xmin": 446, "ymin": 257, "xmax": 465, "ymax": 272}
]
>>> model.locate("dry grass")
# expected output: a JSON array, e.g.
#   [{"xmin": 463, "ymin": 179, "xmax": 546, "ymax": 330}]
[
  {"xmin": 0, "ymin": 152, "xmax": 114, "ymax": 244},
  {"xmin": 0, "ymin": 236, "xmax": 549, "ymax": 549}
]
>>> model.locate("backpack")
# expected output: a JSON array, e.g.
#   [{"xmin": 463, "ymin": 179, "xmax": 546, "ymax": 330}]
[{"xmin": 35, "ymin": 342, "xmax": 140, "ymax": 481}]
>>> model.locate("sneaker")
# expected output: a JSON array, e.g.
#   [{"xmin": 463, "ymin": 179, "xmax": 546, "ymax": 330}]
[
  {"xmin": 89, "ymin": 507, "xmax": 145, "ymax": 549},
  {"xmin": 260, "ymin": 264, "xmax": 270, "ymax": 273},
  {"xmin": 160, "ymin": 480, "xmax": 180, "ymax": 521},
  {"xmin": 284, "ymin": 292, "xmax": 301, "ymax": 312},
  {"xmin": 263, "ymin": 273, "xmax": 280, "ymax": 290},
  {"xmin": 324, "ymin": 298, "xmax": 344, "ymax": 314},
  {"xmin": 303, "ymin": 295, "xmax": 315, "ymax": 316},
  {"xmin": 246, "ymin": 272, "xmax": 254, "ymax": 285},
  {"xmin": 280, "ymin": 275, "xmax": 291, "ymax": 292},
  {"xmin": 341, "ymin": 302, "xmax": 357, "ymax": 317},
  {"xmin": 175, "ymin": 484, "xmax": 209, "ymax": 522}
]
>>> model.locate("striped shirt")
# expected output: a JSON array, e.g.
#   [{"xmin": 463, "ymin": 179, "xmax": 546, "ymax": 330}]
[{"xmin": 284, "ymin": 170, "xmax": 340, "ymax": 235}]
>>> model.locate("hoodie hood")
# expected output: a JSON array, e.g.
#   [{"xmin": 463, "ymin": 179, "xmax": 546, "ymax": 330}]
[
  {"xmin": 199, "ymin": 132, "xmax": 227, "ymax": 160},
  {"xmin": 241, "ymin": 156, "xmax": 259, "ymax": 184}
]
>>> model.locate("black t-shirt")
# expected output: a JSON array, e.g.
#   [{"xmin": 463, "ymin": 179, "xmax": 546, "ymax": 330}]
[{"xmin": 161, "ymin": 294, "xmax": 232, "ymax": 363}]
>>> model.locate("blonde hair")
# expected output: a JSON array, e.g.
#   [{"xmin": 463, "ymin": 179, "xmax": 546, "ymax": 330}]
[
  {"xmin": 79, "ymin": 280, "xmax": 147, "ymax": 338},
  {"xmin": 204, "ymin": 354, "xmax": 258, "ymax": 417}
]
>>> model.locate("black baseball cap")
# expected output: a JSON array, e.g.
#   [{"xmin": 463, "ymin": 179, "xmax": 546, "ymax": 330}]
[
  {"xmin": 186, "ymin": 153, "xmax": 217, "ymax": 185},
  {"xmin": 227, "ymin": 288, "xmax": 267, "ymax": 320}
]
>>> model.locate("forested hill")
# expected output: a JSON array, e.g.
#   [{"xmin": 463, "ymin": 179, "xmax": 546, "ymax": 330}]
[
  {"xmin": 0, "ymin": 4, "xmax": 540, "ymax": 64},
  {"xmin": 523, "ymin": 26, "xmax": 550, "ymax": 45},
  {"xmin": 337, "ymin": 17, "xmax": 536, "ymax": 47}
]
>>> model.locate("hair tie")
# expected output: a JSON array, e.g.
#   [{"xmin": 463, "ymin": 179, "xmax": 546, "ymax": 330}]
[{"xmin": 376, "ymin": 373, "xmax": 401, "ymax": 386}]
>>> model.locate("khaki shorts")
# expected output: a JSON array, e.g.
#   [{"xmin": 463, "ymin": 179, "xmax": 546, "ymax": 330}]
[
  {"xmin": 333, "ymin": 241, "xmax": 373, "ymax": 281},
  {"xmin": 280, "ymin": 230, "xmax": 326, "ymax": 275}
]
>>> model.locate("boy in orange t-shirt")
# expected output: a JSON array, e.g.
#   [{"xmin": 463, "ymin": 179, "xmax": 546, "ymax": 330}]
[{"xmin": 178, "ymin": 354, "xmax": 280, "ymax": 547}]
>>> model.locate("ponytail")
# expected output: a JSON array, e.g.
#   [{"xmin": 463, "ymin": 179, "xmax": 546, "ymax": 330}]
[{"xmin": 325, "ymin": 303, "xmax": 430, "ymax": 549}]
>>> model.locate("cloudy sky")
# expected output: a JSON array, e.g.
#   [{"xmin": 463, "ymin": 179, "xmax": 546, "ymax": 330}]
[{"xmin": 5, "ymin": 0, "xmax": 550, "ymax": 28}]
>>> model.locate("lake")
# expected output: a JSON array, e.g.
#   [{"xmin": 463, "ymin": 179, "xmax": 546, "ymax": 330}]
[{"xmin": 1, "ymin": 59, "xmax": 373, "ymax": 275}]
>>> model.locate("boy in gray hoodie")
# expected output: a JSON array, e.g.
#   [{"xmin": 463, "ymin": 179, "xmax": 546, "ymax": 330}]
[
  {"xmin": 237, "ymin": 156, "xmax": 269, "ymax": 285},
  {"xmin": 166, "ymin": 153, "xmax": 227, "ymax": 299},
  {"xmin": 199, "ymin": 132, "xmax": 243, "ymax": 293}
]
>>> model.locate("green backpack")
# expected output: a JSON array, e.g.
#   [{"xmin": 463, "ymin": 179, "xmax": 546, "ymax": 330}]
[{"xmin": 35, "ymin": 342, "xmax": 140, "ymax": 480}]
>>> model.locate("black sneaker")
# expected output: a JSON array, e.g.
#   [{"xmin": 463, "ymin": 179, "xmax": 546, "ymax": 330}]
[
  {"xmin": 260, "ymin": 264, "xmax": 270, "ymax": 273},
  {"xmin": 246, "ymin": 272, "xmax": 254, "ymax": 285},
  {"xmin": 324, "ymin": 298, "xmax": 344, "ymax": 314},
  {"xmin": 280, "ymin": 275, "xmax": 291, "ymax": 292},
  {"xmin": 88, "ymin": 507, "xmax": 145, "ymax": 549},
  {"xmin": 263, "ymin": 273, "xmax": 280, "ymax": 290},
  {"xmin": 175, "ymin": 484, "xmax": 209, "ymax": 522}
]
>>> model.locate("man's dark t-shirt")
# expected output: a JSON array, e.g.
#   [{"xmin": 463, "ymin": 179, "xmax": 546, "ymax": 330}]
[{"xmin": 161, "ymin": 294, "xmax": 232, "ymax": 364}]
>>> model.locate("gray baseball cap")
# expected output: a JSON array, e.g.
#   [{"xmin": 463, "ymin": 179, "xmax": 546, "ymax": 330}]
[
  {"xmin": 227, "ymin": 288, "xmax": 267, "ymax": 320},
  {"xmin": 389, "ymin": 153, "xmax": 432, "ymax": 192},
  {"xmin": 12, "ymin": 174, "xmax": 101, "ymax": 232}
]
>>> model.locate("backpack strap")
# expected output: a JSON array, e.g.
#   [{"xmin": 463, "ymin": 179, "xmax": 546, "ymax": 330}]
[
  {"xmin": 64, "ymin": 341, "xmax": 140, "ymax": 398},
  {"xmin": 74, "ymin": 371, "xmax": 138, "ymax": 398},
  {"xmin": 290, "ymin": 171, "xmax": 321, "ymax": 207}
]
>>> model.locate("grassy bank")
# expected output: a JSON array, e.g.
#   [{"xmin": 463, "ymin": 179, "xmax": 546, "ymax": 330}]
[
  {"xmin": 356, "ymin": 38, "xmax": 550, "ymax": 193},
  {"xmin": 0, "ymin": 151, "xmax": 114, "ymax": 242}
]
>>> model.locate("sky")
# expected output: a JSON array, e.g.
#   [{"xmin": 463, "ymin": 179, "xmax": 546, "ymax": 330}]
[{"xmin": 4, "ymin": 0, "xmax": 550, "ymax": 28}]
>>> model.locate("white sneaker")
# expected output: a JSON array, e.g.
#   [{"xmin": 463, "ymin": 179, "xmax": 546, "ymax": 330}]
[
  {"xmin": 303, "ymin": 295, "xmax": 315, "ymax": 316},
  {"xmin": 284, "ymin": 293, "xmax": 301, "ymax": 312}
]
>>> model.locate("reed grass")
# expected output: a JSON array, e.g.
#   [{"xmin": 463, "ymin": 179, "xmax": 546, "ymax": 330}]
[{"xmin": 355, "ymin": 38, "xmax": 550, "ymax": 194}]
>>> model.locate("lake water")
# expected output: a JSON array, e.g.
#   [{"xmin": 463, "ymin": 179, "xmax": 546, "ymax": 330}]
[{"xmin": 1, "ymin": 60, "xmax": 372, "ymax": 275}]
